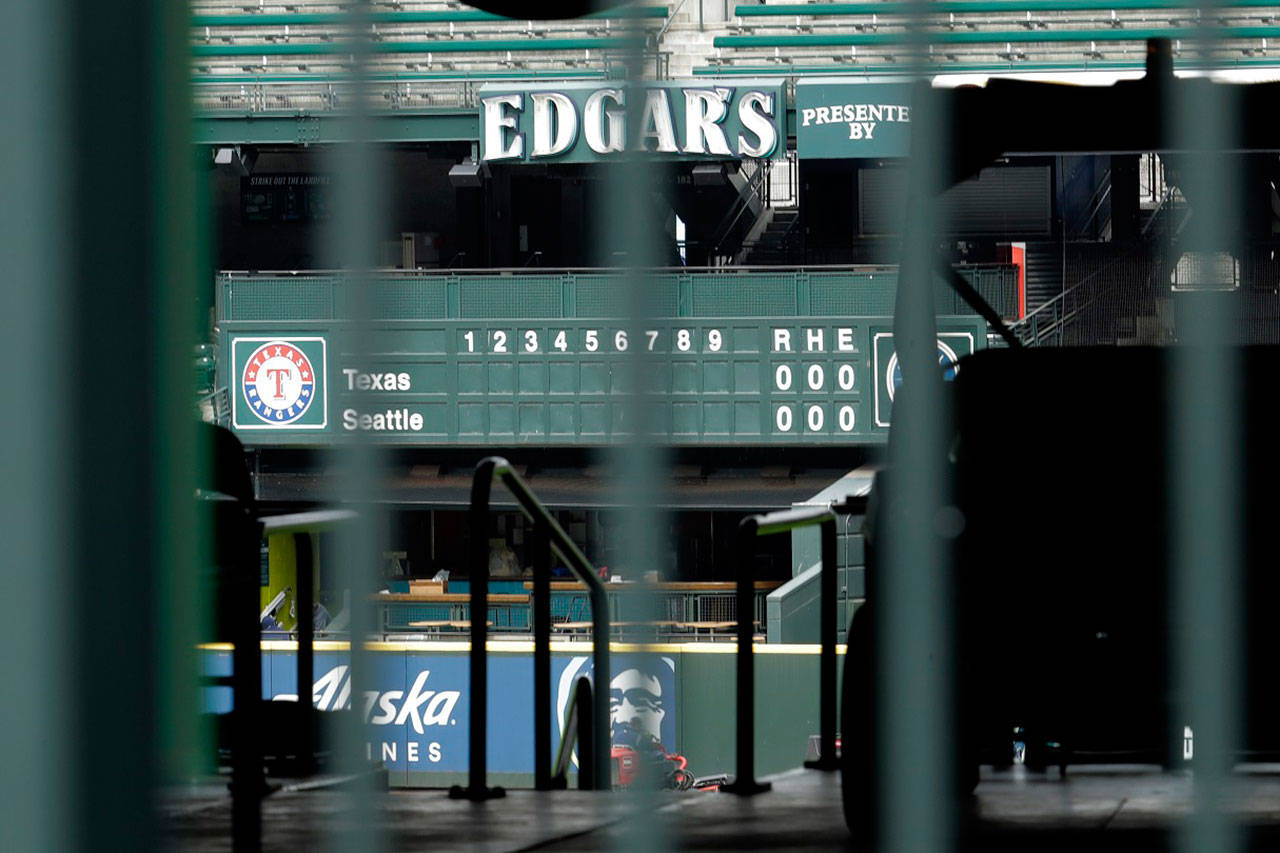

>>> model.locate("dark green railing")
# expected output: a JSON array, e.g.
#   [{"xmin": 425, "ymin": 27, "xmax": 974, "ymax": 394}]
[
  {"xmin": 193, "ymin": 7, "xmax": 668, "ymax": 27},
  {"xmin": 715, "ymin": 26, "xmax": 1280, "ymax": 50},
  {"xmin": 735, "ymin": 0, "xmax": 1280, "ymax": 15},
  {"xmin": 216, "ymin": 265, "xmax": 1020, "ymax": 323}
]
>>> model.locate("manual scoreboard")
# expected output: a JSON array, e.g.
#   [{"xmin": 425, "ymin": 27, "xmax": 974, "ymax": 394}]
[{"xmin": 222, "ymin": 316, "xmax": 984, "ymax": 446}]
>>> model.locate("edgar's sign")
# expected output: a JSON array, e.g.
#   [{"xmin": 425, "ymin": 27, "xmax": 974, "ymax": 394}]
[
  {"xmin": 795, "ymin": 81, "xmax": 913, "ymax": 160},
  {"xmin": 232, "ymin": 337, "xmax": 328, "ymax": 430},
  {"xmin": 479, "ymin": 80, "xmax": 785, "ymax": 164}
]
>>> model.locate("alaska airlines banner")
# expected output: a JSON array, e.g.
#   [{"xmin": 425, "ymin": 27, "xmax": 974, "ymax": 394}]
[
  {"xmin": 478, "ymin": 80, "xmax": 785, "ymax": 163},
  {"xmin": 201, "ymin": 646, "xmax": 676, "ymax": 784},
  {"xmin": 795, "ymin": 81, "xmax": 914, "ymax": 159}
]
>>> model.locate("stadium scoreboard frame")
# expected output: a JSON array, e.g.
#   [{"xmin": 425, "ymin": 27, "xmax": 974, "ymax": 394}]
[{"xmin": 221, "ymin": 315, "xmax": 984, "ymax": 445}]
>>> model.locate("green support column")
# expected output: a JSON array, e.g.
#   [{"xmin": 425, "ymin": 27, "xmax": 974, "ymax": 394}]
[{"xmin": 1, "ymin": 1, "xmax": 72, "ymax": 850}]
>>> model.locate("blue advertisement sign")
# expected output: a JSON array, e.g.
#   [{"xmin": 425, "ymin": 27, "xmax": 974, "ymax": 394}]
[{"xmin": 201, "ymin": 647, "xmax": 677, "ymax": 779}]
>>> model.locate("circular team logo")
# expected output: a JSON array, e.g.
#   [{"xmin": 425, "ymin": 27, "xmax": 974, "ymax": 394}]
[
  {"xmin": 886, "ymin": 340, "xmax": 961, "ymax": 402},
  {"xmin": 242, "ymin": 341, "xmax": 317, "ymax": 424}
]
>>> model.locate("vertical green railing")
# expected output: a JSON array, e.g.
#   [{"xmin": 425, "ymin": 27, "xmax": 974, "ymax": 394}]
[
  {"xmin": 1171, "ymin": 16, "xmax": 1242, "ymax": 853},
  {"xmin": 1, "ymin": 2, "xmax": 72, "ymax": 850},
  {"xmin": 323, "ymin": 3, "xmax": 387, "ymax": 853},
  {"xmin": 871, "ymin": 7, "xmax": 957, "ymax": 849}
]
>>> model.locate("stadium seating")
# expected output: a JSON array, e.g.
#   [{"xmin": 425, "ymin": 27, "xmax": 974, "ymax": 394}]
[
  {"xmin": 708, "ymin": 1, "xmax": 1280, "ymax": 73},
  {"xmin": 190, "ymin": 1, "xmax": 669, "ymax": 79},
  {"xmin": 189, "ymin": 0, "xmax": 1280, "ymax": 116}
]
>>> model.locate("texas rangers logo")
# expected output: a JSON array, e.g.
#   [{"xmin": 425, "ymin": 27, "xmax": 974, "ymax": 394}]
[{"xmin": 242, "ymin": 340, "xmax": 317, "ymax": 425}]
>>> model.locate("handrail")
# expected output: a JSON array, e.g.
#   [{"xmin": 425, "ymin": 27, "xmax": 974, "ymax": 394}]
[
  {"xmin": 714, "ymin": 27, "xmax": 1280, "ymax": 49},
  {"xmin": 709, "ymin": 161, "xmax": 770, "ymax": 262},
  {"xmin": 657, "ymin": 0, "xmax": 688, "ymax": 42},
  {"xmin": 723, "ymin": 503, "xmax": 847, "ymax": 795},
  {"xmin": 693, "ymin": 57, "xmax": 1280, "ymax": 76},
  {"xmin": 450, "ymin": 456, "xmax": 610, "ymax": 801},
  {"xmin": 192, "ymin": 8, "xmax": 669, "ymax": 27},
  {"xmin": 1079, "ymin": 169, "xmax": 1114, "ymax": 238},
  {"xmin": 217, "ymin": 262, "xmax": 910, "ymax": 276},
  {"xmin": 198, "ymin": 423, "xmax": 361, "ymax": 847},
  {"xmin": 193, "ymin": 36, "xmax": 648, "ymax": 57},
  {"xmin": 550, "ymin": 677, "xmax": 598, "ymax": 790},
  {"xmin": 734, "ymin": 0, "xmax": 1280, "ymax": 15},
  {"xmin": 1010, "ymin": 247, "xmax": 1138, "ymax": 345}
]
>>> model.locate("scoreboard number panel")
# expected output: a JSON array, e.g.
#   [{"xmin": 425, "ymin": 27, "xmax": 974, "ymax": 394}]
[
  {"xmin": 459, "ymin": 326, "xmax": 733, "ymax": 355},
  {"xmin": 222, "ymin": 318, "xmax": 984, "ymax": 445}
]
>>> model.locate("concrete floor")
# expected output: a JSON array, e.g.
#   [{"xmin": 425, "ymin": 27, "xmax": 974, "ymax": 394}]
[{"xmin": 160, "ymin": 765, "xmax": 1280, "ymax": 851}]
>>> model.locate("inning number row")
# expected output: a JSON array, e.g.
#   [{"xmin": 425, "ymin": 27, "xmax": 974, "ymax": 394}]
[{"xmin": 461, "ymin": 328, "xmax": 728, "ymax": 354}]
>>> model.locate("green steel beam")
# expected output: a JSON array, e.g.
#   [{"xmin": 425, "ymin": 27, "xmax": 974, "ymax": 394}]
[
  {"xmin": 715, "ymin": 25, "xmax": 1280, "ymax": 48},
  {"xmin": 694, "ymin": 56, "xmax": 1280, "ymax": 75},
  {"xmin": 193, "ymin": 36, "xmax": 644, "ymax": 57},
  {"xmin": 194, "ymin": 109, "xmax": 477, "ymax": 143},
  {"xmin": 1, "ymin": 0, "xmax": 69, "ymax": 849},
  {"xmin": 735, "ymin": 0, "xmax": 1280, "ymax": 14},
  {"xmin": 192, "ymin": 70, "xmax": 609, "ymax": 83},
  {"xmin": 192, "ymin": 7, "xmax": 668, "ymax": 26}
]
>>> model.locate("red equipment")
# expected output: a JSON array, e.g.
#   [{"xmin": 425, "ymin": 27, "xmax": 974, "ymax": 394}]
[{"xmin": 609, "ymin": 731, "xmax": 727, "ymax": 791}]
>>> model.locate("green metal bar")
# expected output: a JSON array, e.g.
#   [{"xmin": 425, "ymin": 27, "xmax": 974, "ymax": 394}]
[
  {"xmin": 154, "ymin": 0, "xmax": 208, "ymax": 797},
  {"xmin": 1, "ymin": 0, "xmax": 70, "ymax": 848},
  {"xmin": 321, "ymin": 2, "xmax": 386, "ymax": 850},
  {"xmin": 1170, "ymin": 16, "xmax": 1243, "ymax": 853},
  {"xmin": 66, "ymin": 0, "xmax": 183, "ymax": 843},
  {"xmin": 192, "ymin": 7, "xmax": 668, "ymax": 27},
  {"xmin": 192, "ymin": 113, "xmax": 478, "ymax": 145},
  {"xmin": 193, "ymin": 36, "xmax": 645, "ymax": 56},
  {"xmin": 880, "ymin": 3, "xmax": 953, "ymax": 843},
  {"xmin": 693, "ymin": 56, "xmax": 1280, "ymax": 74},
  {"xmin": 715, "ymin": 25, "xmax": 1280, "ymax": 48},
  {"xmin": 735, "ymin": 0, "xmax": 1280, "ymax": 14},
  {"xmin": 191, "ymin": 70, "xmax": 609, "ymax": 83}
]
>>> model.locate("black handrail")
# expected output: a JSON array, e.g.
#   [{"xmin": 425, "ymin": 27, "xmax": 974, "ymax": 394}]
[
  {"xmin": 551, "ymin": 677, "xmax": 598, "ymax": 790},
  {"xmin": 200, "ymin": 423, "xmax": 358, "ymax": 850},
  {"xmin": 258, "ymin": 510, "xmax": 357, "ymax": 779},
  {"xmin": 724, "ymin": 503, "xmax": 846, "ymax": 795},
  {"xmin": 709, "ymin": 161, "xmax": 769, "ymax": 260},
  {"xmin": 451, "ymin": 456, "xmax": 611, "ymax": 801}
]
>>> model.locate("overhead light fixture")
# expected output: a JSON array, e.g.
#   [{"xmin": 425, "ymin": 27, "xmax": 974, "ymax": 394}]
[
  {"xmin": 448, "ymin": 159, "xmax": 489, "ymax": 188},
  {"xmin": 212, "ymin": 145, "xmax": 257, "ymax": 176},
  {"xmin": 691, "ymin": 164, "xmax": 726, "ymax": 186}
]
